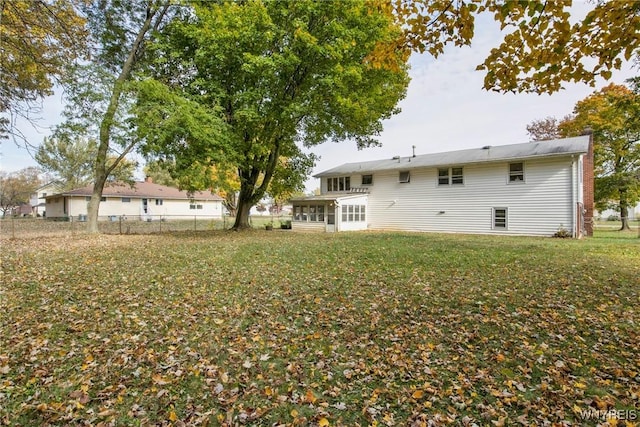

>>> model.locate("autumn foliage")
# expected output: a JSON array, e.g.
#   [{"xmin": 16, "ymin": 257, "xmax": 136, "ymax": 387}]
[{"xmin": 2, "ymin": 232, "xmax": 638, "ymax": 425}]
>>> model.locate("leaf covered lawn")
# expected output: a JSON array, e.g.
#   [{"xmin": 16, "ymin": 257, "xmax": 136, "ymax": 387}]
[{"xmin": 1, "ymin": 231, "xmax": 639, "ymax": 426}]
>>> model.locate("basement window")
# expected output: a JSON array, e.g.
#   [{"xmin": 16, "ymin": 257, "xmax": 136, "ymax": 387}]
[{"xmin": 493, "ymin": 207, "xmax": 508, "ymax": 229}]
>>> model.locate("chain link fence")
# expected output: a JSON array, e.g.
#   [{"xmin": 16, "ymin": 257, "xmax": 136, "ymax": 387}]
[{"xmin": 0, "ymin": 214, "xmax": 293, "ymax": 239}]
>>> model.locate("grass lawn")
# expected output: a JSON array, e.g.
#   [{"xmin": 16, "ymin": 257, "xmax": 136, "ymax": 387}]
[{"xmin": 1, "ymin": 230, "xmax": 638, "ymax": 426}]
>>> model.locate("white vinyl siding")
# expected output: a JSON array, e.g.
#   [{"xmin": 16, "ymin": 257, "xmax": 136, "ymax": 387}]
[{"xmin": 365, "ymin": 157, "xmax": 575, "ymax": 236}]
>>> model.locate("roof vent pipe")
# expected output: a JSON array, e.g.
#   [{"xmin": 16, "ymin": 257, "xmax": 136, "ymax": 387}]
[{"xmin": 412, "ymin": 145, "xmax": 416, "ymax": 158}]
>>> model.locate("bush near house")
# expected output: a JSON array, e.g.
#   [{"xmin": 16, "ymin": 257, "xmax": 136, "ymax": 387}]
[{"xmin": 1, "ymin": 232, "xmax": 638, "ymax": 425}]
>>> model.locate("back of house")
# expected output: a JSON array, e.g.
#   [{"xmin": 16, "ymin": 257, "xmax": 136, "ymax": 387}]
[{"xmin": 292, "ymin": 135, "xmax": 594, "ymax": 238}]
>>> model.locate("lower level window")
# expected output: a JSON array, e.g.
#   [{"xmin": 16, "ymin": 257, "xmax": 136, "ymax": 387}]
[
  {"xmin": 493, "ymin": 207, "xmax": 508, "ymax": 229},
  {"xmin": 341, "ymin": 204, "xmax": 366, "ymax": 222},
  {"xmin": 293, "ymin": 204, "xmax": 325, "ymax": 222}
]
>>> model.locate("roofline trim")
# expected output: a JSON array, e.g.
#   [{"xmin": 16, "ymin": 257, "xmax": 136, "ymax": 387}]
[{"xmin": 313, "ymin": 150, "xmax": 586, "ymax": 178}]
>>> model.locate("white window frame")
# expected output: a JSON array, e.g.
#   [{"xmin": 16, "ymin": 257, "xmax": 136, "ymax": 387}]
[
  {"xmin": 340, "ymin": 204, "xmax": 366, "ymax": 222},
  {"xmin": 327, "ymin": 176, "xmax": 351, "ymax": 192},
  {"xmin": 508, "ymin": 162, "xmax": 525, "ymax": 183},
  {"xmin": 438, "ymin": 167, "xmax": 464, "ymax": 185},
  {"xmin": 437, "ymin": 168, "xmax": 449, "ymax": 185},
  {"xmin": 493, "ymin": 207, "xmax": 508, "ymax": 229},
  {"xmin": 291, "ymin": 204, "xmax": 326, "ymax": 222},
  {"xmin": 362, "ymin": 174, "xmax": 373, "ymax": 185},
  {"xmin": 451, "ymin": 167, "xmax": 464, "ymax": 185},
  {"xmin": 399, "ymin": 171, "xmax": 410, "ymax": 183}
]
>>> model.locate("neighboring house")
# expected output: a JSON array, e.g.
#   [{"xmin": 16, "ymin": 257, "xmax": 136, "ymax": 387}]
[
  {"xmin": 30, "ymin": 181, "xmax": 64, "ymax": 217},
  {"xmin": 291, "ymin": 135, "xmax": 594, "ymax": 238},
  {"xmin": 45, "ymin": 178, "xmax": 224, "ymax": 221},
  {"xmin": 10, "ymin": 203, "xmax": 34, "ymax": 217},
  {"xmin": 596, "ymin": 203, "xmax": 640, "ymax": 221}
]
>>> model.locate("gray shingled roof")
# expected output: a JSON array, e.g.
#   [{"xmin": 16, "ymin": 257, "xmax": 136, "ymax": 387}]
[
  {"xmin": 46, "ymin": 181, "xmax": 223, "ymax": 201},
  {"xmin": 314, "ymin": 135, "xmax": 590, "ymax": 177}
]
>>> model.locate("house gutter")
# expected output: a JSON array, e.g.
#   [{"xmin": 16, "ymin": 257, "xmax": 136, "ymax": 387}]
[{"xmin": 314, "ymin": 151, "xmax": 589, "ymax": 178}]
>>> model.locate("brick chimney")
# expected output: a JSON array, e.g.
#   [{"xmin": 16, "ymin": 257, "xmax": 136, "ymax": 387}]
[
  {"xmin": 145, "ymin": 176, "xmax": 153, "ymax": 183},
  {"xmin": 582, "ymin": 129, "xmax": 594, "ymax": 237}
]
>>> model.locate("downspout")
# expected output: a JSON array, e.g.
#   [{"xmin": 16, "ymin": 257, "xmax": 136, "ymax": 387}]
[{"xmin": 571, "ymin": 156, "xmax": 577, "ymax": 238}]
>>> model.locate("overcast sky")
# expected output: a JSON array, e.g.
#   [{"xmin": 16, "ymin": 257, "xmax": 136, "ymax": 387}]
[{"xmin": 1, "ymin": 2, "xmax": 637, "ymax": 193}]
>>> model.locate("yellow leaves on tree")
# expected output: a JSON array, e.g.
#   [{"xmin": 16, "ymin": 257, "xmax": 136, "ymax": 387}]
[
  {"xmin": 389, "ymin": 0, "xmax": 640, "ymax": 93},
  {"xmin": 0, "ymin": 0, "xmax": 87, "ymax": 136}
]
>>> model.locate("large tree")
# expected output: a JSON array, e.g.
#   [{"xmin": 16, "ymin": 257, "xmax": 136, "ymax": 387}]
[
  {"xmin": 0, "ymin": 167, "xmax": 40, "ymax": 217},
  {"xmin": 138, "ymin": 0, "xmax": 410, "ymax": 230},
  {"xmin": 55, "ymin": 0, "xmax": 174, "ymax": 233},
  {"xmin": 559, "ymin": 84, "xmax": 640, "ymax": 230},
  {"xmin": 35, "ymin": 135, "xmax": 137, "ymax": 190},
  {"xmin": 526, "ymin": 116, "xmax": 573, "ymax": 142},
  {"xmin": 0, "ymin": 0, "xmax": 86, "ymax": 140}
]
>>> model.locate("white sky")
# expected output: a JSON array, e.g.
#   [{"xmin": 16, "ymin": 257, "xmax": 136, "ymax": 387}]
[{"xmin": 1, "ymin": 2, "xmax": 637, "ymax": 193}]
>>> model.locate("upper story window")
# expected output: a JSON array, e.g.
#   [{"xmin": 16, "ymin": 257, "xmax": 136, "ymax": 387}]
[
  {"xmin": 122, "ymin": 197, "xmax": 131, "ymax": 203},
  {"xmin": 327, "ymin": 176, "xmax": 351, "ymax": 192},
  {"xmin": 438, "ymin": 167, "xmax": 464, "ymax": 185},
  {"xmin": 155, "ymin": 199, "xmax": 163, "ymax": 205},
  {"xmin": 399, "ymin": 171, "xmax": 410, "ymax": 183},
  {"xmin": 509, "ymin": 162, "xmax": 524, "ymax": 182},
  {"xmin": 361, "ymin": 174, "xmax": 373, "ymax": 185}
]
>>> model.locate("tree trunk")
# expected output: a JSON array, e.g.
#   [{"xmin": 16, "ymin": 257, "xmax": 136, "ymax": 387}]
[
  {"xmin": 85, "ymin": 2, "xmax": 169, "ymax": 233},
  {"xmin": 619, "ymin": 190, "xmax": 631, "ymax": 231},
  {"xmin": 620, "ymin": 206, "xmax": 631, "ymax": 231},
  {"xmin": 233, "ymin": 198, "xmax": 253, "ymax": 230},
  {"xmin": 86, "ymin": 177, "xmax": 108, "ymax": 233}
]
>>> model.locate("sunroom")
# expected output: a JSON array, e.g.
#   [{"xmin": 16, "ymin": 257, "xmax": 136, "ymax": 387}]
[{"xmin": 290, "ymin": 193, "xmax": 369, "ymax": 232}]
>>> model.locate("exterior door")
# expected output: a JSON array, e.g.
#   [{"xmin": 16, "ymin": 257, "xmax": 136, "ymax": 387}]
[{"xmin": 326, "ymin": 203, "xmax": 335, "ymax": 232}]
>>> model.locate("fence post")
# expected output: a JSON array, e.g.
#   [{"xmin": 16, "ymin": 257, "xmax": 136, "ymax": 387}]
[
  {"xmin": 159, "ymin": 216, "xmax": 162, "ymax": 233},
  {"xmin": 119, "ymin": 216, "xmax": 122, "ymax": 235},
  {"xmin": 11, "ymin": 215, "xmax": 15, "ymax": 239},
  {"xmin": 194, "ymin": 215, "xmax": 197, "ymax": 231}
]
